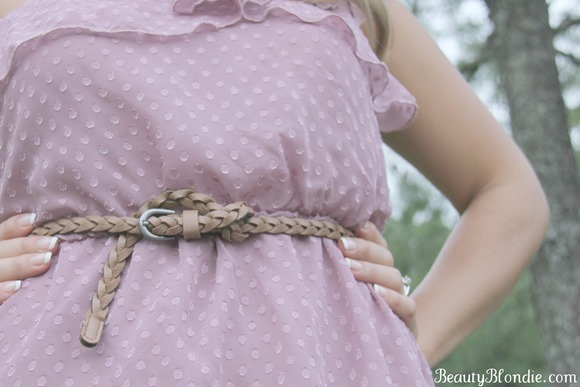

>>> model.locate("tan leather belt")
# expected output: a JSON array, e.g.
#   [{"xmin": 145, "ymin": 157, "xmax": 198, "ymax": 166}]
[{"xmin": 32, "ymin": 189, "xmax": 354, "ymax": 347}]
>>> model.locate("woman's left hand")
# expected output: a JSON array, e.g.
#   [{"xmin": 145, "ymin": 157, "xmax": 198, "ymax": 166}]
[{"xmin": 338, "ymin": 222, "xmax": 417, "ymax": 337}]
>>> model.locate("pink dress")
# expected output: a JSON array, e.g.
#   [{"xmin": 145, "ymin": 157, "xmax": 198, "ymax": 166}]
[{"xmin": 0, "ymin": 0, "xmax": 433, "ymax": 385}]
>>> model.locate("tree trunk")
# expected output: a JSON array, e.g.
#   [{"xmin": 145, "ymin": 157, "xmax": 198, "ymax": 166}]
[{"xmin": 484, "ymin": 0, "xmax": 580, "ymax": 383}]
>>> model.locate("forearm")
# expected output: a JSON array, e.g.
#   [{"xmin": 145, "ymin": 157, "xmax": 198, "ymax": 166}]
[
  {"xmin": 379, "ymin": 0, "xmax": 550, "ymax": 366},
  {"xmin": 412, "ymin": 177, "xmax": 549, "ymax": 366}
]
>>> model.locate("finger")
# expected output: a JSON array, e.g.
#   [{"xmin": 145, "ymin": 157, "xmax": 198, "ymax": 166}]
[
  {"xmin": 0, "ymin": 213, "xmax": 37, "ymax": 241},
  {"xmin": 356, "ymin": 222, "xmax": 387, "ymax": 248},
  {"xmin": 0, "ymin": 253, "xmax": 54, "ymax": 283},
  {"xmin": 0, "ymin": 236, "xmax": 58, "ymax": 259},
  {"xmin": 374, "ymin": 285, "xmax": 418, "ymax": 336},
  {"xmin": 0, "ymin": 280, "xmax": 23, "ymax": 303},
  {"xmin": 339, "ymin": 236, "xmax": 394, "ymax": 267},
  {"xmin": 346, "ymin": 260, "xmax": 404, "ymax": 293}
]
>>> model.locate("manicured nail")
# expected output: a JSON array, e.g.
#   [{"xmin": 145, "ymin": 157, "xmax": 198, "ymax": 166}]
[
  {"xmin": 31, "ymin": 252, "xmax": 53, "ymax": 266},
  {"xmin": 36, "ymin": 237, "xmax": 58, "ymax": 250},
  {"xmin": 2, "ymin": 280, "xmax": 22, "ymax": 293},
  {"xmin": 345, "ymin": 258, "xmax": 362, "ymax": 272},
  {"xmin": 373, "ymin": 284, "xmax": 389, "ymax": 297},
  {"xmin": 340, "ymin": 237, "xmax": 356, "ymax": 251},
  {"xmin": 18, "ymin": 213, "xmax": 37, "ymax": 227}
]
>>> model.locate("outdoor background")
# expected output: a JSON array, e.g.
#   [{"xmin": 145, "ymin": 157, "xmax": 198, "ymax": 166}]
[{"xmin": 384, "ymin": 1, "xmax": 579, "ymax": 386}]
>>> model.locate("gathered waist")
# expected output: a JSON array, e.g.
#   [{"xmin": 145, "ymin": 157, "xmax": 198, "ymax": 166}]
[{"xmin": 32, "ymin": 188, "xmax": 354, "ymax": 348}]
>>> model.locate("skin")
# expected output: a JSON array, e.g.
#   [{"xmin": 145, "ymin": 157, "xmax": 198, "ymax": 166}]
[
  {"xmin": 0, "ymin": 214, "xmax": 59, "ymax": 302},
  {"xmin": 1, "ymin": 0, "xmax": 549, "ymax": 367},
  {"xmin": 338, "ymin": 225, "xmax": 417, "ymax": 336},
  {"xmin": 380, "ymin": 0, "xmax": 549, "ymax": 365},
  {"xmin": 0, "ymin": 0, "xmax": 25, "ymax": 18}
]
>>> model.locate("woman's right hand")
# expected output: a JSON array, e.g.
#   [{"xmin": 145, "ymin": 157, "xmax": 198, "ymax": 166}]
[{"xmin": 0, "ymin": 214, "xmax": 58, "ymax": 302}]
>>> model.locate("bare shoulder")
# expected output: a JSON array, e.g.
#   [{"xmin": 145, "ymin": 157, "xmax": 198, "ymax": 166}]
[{"xmin": 0, "ymin": 0, "xmax": 28, "ymax": 19}]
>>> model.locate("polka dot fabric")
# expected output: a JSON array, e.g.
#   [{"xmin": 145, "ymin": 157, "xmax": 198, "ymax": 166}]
[{"xmin": 0, "ymin": 0, "xmax": 432, "ymax": 385}]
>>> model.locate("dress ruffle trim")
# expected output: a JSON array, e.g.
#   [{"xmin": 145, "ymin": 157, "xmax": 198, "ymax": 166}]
[
  {"xmin": 172, "ymin": 0, "xmax": 417, "ymax": 132},
  {"xmin": 0, "ymin": 0, "xmax": 416, "ymax": 132}
]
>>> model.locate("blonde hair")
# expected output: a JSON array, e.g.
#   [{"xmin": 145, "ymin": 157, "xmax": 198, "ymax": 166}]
[{"xmin": 307, "ymin": 0, "xmax": 389, "ymax": 57}]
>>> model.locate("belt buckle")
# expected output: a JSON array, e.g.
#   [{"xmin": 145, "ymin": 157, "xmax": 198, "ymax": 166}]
[{"xmin": 138, "ymin": 208, "xmax": 177, "ymax": 241}]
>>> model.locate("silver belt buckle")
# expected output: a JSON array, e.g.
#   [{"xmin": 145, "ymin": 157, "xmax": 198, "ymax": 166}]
[{"xmin": 138, "ymin": 208, "xmax": 176, "ymax": 241}]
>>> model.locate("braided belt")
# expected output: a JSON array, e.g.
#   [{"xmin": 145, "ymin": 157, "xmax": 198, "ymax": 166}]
[{"xmin": 32, "ymin": 189, "xmax": 354, "ymax": 347}]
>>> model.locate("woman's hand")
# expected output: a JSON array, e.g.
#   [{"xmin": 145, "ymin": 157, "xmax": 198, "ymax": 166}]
[
  {"xmin": 0, "ymin": 214, "xmax": 58, "ymax": 302},
  {"xmin": 338, "ymin": 222, "xmax": 417, "ymax": 337}
]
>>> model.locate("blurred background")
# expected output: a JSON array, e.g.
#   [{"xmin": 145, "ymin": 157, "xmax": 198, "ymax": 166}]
[{"xmin": 384, "ymin": 0, "xmax": 579, "ymax": 386}]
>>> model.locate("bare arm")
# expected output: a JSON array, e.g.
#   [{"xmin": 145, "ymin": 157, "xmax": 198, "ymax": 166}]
[{"xmin": 381, "ymin": 0, "xmax": 549, "ymax": 365}]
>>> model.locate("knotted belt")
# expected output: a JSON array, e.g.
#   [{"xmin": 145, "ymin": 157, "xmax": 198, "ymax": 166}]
[{"xmin": 32, "ymin": 189, "xmax": 354, "ymax": 347}]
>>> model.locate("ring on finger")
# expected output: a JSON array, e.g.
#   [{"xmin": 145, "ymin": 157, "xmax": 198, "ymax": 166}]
[{"xmin": 402, "ymin": 275, "xmax": 412, "ymax": 296}]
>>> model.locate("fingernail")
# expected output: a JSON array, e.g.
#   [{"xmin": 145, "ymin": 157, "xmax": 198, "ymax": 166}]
[
  {"xmin": 340, "ymin": 237, "xmax": 356, "ymax": 251},
  {"xmin": 36, "ymin": 237, "xmax": 58, "ymax": 250},
  {"xmin": 345, "ymin": 258, "xmax": 362, "ymax": 272},
  {"xmin": 18, "ymin": 213, "xmax": 37, "ymax": 227},
  {"xmin": 374, "ymin": 284, "xmax": 388, "ymax": 297},
  {"xmin": 2, "ymin": 280, "xmax": 22, "ymax": 293},
  {"xmin": 31, "ymin": 252, "xmax": 53, "ymax": 266}
]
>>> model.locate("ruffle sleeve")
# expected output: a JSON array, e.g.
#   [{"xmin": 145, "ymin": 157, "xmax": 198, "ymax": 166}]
[{"xmin": 341, "ymin": 1, "xmax": 418, "ymax": 133}]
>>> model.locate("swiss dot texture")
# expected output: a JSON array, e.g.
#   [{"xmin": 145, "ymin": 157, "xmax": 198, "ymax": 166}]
[{"xmin": 0, "ymin": 0, "xmax": 431, "ymax": 385}]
